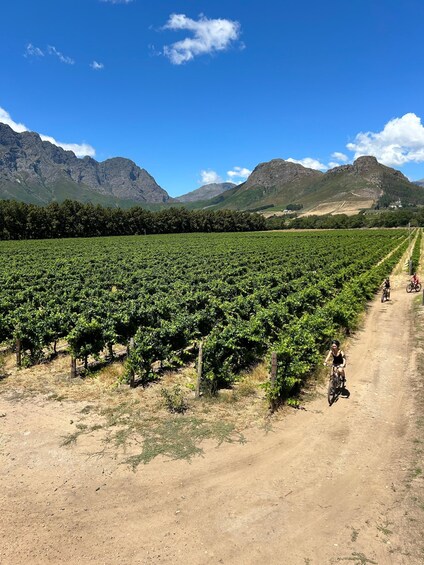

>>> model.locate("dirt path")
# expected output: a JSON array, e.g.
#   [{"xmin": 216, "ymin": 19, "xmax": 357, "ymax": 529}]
[{"xmin": 1, "ymin": 271, "xmax": 424, "ymax": 565}]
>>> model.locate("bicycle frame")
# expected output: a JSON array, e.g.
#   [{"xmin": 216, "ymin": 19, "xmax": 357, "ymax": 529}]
[{"xmin": 328, "ymin": 365, "xmax": 342, "ymax": 405}]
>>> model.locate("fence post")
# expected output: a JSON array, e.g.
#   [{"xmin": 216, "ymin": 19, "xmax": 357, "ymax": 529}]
[
  {"xmin": 16, "ymin": 339, "xmax": 21, "ymax": 367},
  {"xmin": 70, "ymin": 356, "xmax": 77, "ymax": 379},
  {"xmin": 129, "ymin": 368, "xmax": 135, "ymax": 388},
  {"xmin": 270, "ymin": 352, "xmax": 278, "ymax": 412},
  {"xmin": 195, "ymin": 341, "xmax": 203, "ymax": 399}
]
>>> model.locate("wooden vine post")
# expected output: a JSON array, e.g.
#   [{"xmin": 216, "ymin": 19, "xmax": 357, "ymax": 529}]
[
  {"xmin": 16, "ymin": 338, "xmax": 22, "ymax": 367},
  {"xmin": 70, "ymin": 356, "xmax": 77, "ymax": 379},
  {"xmin": 128, "ymin": 337, "xmax": 136, "ymax": 388},
  {"xmin": 270, "ymin": 351, "xmax": 278, "ymax": 412},
  {"xmin": 195, "ymin": 340, "xmax": 203, "ymax": 399}
]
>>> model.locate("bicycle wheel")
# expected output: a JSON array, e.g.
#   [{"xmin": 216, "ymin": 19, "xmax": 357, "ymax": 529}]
[
  {"xmin": 407, "ymin": 283, "xmax": 413, "ymax": 293},
  {"xmin": 416, "ymin": 283, "xmax": 422, "ymax": 292},
  {"xmin": 328, "ymin": 376, "xmax": 337, "ymax": 405}
]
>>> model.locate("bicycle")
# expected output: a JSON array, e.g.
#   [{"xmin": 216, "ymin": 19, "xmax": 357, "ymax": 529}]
[
  {"xmin": 381, "ymin": 287, "xmax": 390, "ymax": 302},
  {"xmin": 406, "ymin": 281, "xmax": 422, "ymax": 293},
  {"xmin": 326, "ymin": 363, "xmax": 344, "ymax": 406}
]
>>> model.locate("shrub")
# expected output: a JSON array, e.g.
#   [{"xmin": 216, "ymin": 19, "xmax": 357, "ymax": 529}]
[{"xmin": 160, "ymin": 385, "xmax": 189, "ymax": 413}]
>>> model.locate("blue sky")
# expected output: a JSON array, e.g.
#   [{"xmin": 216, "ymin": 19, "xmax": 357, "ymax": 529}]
[{"xmin": 2, "ymin": 0, "xmax": 424, "ymax": 197}]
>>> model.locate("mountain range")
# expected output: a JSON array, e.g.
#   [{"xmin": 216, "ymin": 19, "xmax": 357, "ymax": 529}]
[
  {"xmin": 197, "ymin": 156, "xmax": 424, "ymax": 215},
  {"xmin": 174, "ymin": 182, "xmax": 236, "ymax": 203},
  {"xmin": 2, "ymin": 122, "xmax": 424, "ymax": 215},
  {"xmin": 0, "ymin": 123, "xmax": 169, "ymax": 208}
]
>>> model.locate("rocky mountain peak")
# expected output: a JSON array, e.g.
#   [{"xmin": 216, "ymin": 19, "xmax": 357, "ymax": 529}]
[
  {"xmin": 352, "ymin": 155, "xmax": 380, "ymax": 173},
  {"xmin": 0, "ymin": 123, "xmax": 169, "ymax": 204},
  {"xmin": 244, "ymin": 158, "xmax": 323, "ymax": 189},
  {"xmin": 327, "ymin": 155, "xmax": 409, "ymax": 183}
]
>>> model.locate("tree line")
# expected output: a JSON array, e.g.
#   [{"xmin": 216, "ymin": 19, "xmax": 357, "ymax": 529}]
[
  {"xmin": 2, "ymin": 198, "xmax": 424, "ymax": 240},
  {"xmin": 0, "ymin": 200, "xmax": 266, "ymax": 240},
  {"xmin": 266, "ymin": 208, "xmax": 424, "ymax": 230}
]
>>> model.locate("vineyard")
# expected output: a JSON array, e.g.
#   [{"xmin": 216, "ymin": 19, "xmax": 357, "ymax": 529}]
[{"xmin": 0, "ymin": 229, "xmax": 410, "ymax": 402}]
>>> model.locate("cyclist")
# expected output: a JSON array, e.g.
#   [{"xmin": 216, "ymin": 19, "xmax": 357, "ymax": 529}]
[
  {"xmin": 382, "ymin": 277, "xmax": 391, "ymax": 299},
  {"xmin": 324, "ymin": 339, "xmax": 346, "ymax": 384},
  {"xmin": 411, "ymin": 272, "xmax": 420, "ymax": 287}
]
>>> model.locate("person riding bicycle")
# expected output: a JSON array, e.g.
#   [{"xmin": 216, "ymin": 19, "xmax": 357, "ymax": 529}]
[
  {"xmin": 411, "ymin": 273, "xmax": 420, "ymax": 287},
  {"xmin": 324, "ymin": 339, "xmax": 346, "ymax": 384},
  {"xmin": 382, "ymin": 277, "xmax": 391, "ymax": 300}
]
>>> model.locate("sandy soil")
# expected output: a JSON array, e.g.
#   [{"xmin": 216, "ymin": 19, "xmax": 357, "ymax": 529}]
[{"xmin": 1, "ymin": 271, "xmax": 424, "ymax": 565}]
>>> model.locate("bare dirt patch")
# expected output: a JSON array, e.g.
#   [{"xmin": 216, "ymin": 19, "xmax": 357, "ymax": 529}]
[
  {"xmin": 300, "ymin": 199, "xmax": 375, "ymax": 217},
  {"xmin": 1, "ymin": 273, "xmax": 424, "ymax": 564}
]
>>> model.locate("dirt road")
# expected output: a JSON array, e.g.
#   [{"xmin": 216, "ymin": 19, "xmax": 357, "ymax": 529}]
[{"xmin": 1, "ymin": 271, "xmax": 423, "ymax": 565}]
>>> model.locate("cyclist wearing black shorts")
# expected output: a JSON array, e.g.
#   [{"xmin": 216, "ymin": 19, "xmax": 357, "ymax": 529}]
[{"xmin": 324, "ymin": 339, "xmax": 346, "ymax": 383}]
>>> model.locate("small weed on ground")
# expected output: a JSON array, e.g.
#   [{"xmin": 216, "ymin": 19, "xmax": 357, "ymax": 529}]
[
  {"xmin": 337, "ymin": 552, "xmax": 377, "ymax": 564},
  {"xmin": 350, "ymin": 528, "xmax": 360, "ymax": 542},
  {"xmin": 376, "ymin": 517, "xmax": 393, "ymax": 538},
  {"xmin": 160, "ymin": 384, "xmax": 189, "ymax": 413}
]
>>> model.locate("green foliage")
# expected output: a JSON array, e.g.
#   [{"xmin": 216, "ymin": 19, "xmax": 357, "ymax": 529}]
[
  {"xmin": 410, "ymin": 228, "xmax": 422, "ymax": 273},
  {"xmin": 160, "ymin": 385, "xmax": 189, "ymax": 414},
  {"xmin": 0, "ymin": 200, "xmax": 266, "ymax": 240},
  {"xmin": 265, "ymin": 235, "xmax": 408, "ymax": 404},
  {"xmin": 0, "ymin": 230, "xmax": 409, "ymax": 402},
  {"xmin": 123, "ymin": 327, "xmax": 162, "ymax": 386},
  {"xmin": 0, "ymin": 354, "xmax": 5, "ymax": 379},
  {"xmin": 67, "ymin": 317, "xmax": 105, "ymax": 368},
  {"xmin": 272, "ymin": 208, "xmax": 424, "ymax": 231},
  {"xmin": 202, "ymin": 315, "xmax": 266, "ymax": 392}
]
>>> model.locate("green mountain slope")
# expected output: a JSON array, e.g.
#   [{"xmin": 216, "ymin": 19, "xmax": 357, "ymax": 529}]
[{"xmin": 196, "ymin": 156, "xmax": 424, "ymax": 214}]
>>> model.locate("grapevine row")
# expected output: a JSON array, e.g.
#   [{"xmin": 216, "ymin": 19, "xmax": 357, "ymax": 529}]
[{"xmin": 0, "ymin": 230, "xmax": 407, "ymax": 391}]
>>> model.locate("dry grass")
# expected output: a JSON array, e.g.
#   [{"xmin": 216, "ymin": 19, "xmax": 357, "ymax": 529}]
[{"xmin": 0, "ymin": 351, "xmax": 271, "ymax": 466}]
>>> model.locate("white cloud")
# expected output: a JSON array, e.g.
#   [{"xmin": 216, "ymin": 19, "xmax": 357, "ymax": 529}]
[
  {"xmin": 347, "ymin": 113, "xmax": 424, "ymax": 166},
  {"xmin": 47, "ymin": 45, "xmax": 75, "ymax": 65},
  {"xmin": 286, "ymin": 157, "xmax": 327, "ymax": 170},
  {"xmin": 39, "ymin": 135, "xmax": 95, "ymax": 157},
  {"xmin": 200, "ymin": 170, "xmax": 222, "ymax": 184},
  {"xmin": 162, "ymin": 13, "xmax": 241, "ymax": 64},
  {"xmin": 101, "ymin": 0, "xmax": 133, "ymax": 3},
  {"xmin": 0, "ymin": 107, "xmax": 27, "ymax": 133},
  {"xmin": 328, "ymin": 161, "xmax": 343, "ymax": 169},
  {"xmin": 90, "ymin": 60, "xmax": 104, "ymax": 70},
  {"xmin": 25, "ymin": 43, "xmax": 75, "ymax": 64},
  {"xmin": 0, "ymin": 107, "xmax": 95, "ymax": 158},
  {"xmin": 24, "ymin": 43, "xmax": 44, "ymax": 57},
  {"xmin": 226, "ymin": 166, "xmax": 251, "ymax": 183},
  {"xmin": 331, "ymin": 151, "xmax": 348, "ymax": 162}
]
